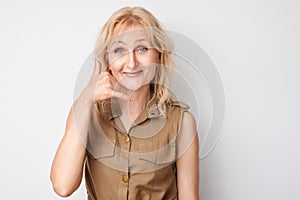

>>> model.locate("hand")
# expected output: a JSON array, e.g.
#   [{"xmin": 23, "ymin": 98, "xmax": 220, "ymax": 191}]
[{"xmin": 80, "ymin": 58, "xmax": 129, "ymax": 105}]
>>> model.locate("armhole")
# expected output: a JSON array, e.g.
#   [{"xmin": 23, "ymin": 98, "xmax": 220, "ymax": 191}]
[{"xmin": 175, "ymin": 104, "xmax": 189, "ymax": 160}]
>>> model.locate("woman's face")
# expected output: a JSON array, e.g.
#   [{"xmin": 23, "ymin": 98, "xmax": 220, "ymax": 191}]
[{"xmin": 107, "ymin": 24, "xmax": 160, "ymax": 91}]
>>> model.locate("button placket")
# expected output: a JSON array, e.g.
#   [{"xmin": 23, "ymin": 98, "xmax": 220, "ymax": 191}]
[{"xmin": 123, "ymin": 130, "xmax": 131, "ymax": 188}]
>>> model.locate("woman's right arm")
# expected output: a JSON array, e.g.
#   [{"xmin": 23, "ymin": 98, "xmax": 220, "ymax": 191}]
[
  {"xmin": 50, "ymin": 59, "xmax": 128, "ymax": 197},
  {"xmin": 50, "ymin": 97, "xmax": 92, "ymax": 197}
]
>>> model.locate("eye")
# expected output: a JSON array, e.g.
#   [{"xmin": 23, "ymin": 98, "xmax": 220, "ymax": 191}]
[
  {"xmin": 136, "ymin": 46, "xmax": 148, "ymax": 54},
  {"xmin": 114, "ymin": 48, "xmax": 125, "ymax": 55}
]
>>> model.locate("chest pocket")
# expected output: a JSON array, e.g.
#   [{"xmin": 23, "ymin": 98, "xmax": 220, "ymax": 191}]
[
  {"xmin": 88, "ymin": 107, "xmax": 116, "ymax": 159},
  {"xmin": 138, "ymin": 139, "xmax": 176, "ymax": 165},
  {"xmin": 88, "ymin": 140, "xmax": 116, "ymax": 159}
]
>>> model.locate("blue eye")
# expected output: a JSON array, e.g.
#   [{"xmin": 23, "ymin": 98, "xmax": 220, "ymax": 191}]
[
  {"xmin": 114, "ymin": 48, "xmax": 125, "ymax": 55},
  {"xmin": 136, "ymin": 46, "xmax": 148, "ymax": 54}
]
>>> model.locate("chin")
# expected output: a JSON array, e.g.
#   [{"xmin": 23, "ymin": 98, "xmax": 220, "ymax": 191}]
[
  {"xmin": 122, "ymin": 82, "xmax": 144, "ymax": 91},
  {"xmin": 120, "ymin": 79, "xmax": 150, "ymax": 91}
]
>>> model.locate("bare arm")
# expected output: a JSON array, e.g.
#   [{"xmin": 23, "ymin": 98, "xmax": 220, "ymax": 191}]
[
  {"xmin": 50, "ymin": 98, "xmax": 92, "ymax": 197},
  {"xmin": 176, "ymin": 111, "xmax": 200, "ymax": 200},
  {"xmin": 50, "ymin": 59, "xmax": 128, "ymax": 197}
]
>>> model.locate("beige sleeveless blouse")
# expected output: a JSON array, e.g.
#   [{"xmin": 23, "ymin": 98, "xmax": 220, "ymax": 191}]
[{"xmin": 85, "ymin": 97, "xmax": 189, "ymax": 200}]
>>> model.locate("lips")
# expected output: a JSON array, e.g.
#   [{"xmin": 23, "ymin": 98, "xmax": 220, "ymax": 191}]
[{"xmin": 123, "ymin": 70, "xmax": 143, "ymax": 77}]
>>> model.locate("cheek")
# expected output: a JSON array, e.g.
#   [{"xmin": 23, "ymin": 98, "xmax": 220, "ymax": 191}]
[
  {"xmin": 108, "ymin": 60, "xmax": 123, "ymax": 73},
  {"xmin": 140, "ymin": 53, "xmax": 160, "ymax": 65},
  {"xmin": 108, "ymin": 65, "xmax": 121, "ymax": 81},
  {"xmin": 144, "ymin": 64, "xmax": 157, "ymax": 79},
  {"xmin": 152, "ymin": 52, "xmax": 160, "ymax": 64}
]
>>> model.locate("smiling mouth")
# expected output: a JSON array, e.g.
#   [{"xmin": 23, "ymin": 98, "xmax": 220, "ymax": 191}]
[{"xmin": 123, "ymin": 70, "xmax": 143, "ymax": 77}]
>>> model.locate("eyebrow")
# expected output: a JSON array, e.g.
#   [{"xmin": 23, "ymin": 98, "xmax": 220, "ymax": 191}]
[
  {"xmin": 111, "ymin": 38, "xmax": 148, "ymax": 46},
  {"xmin": 134, "ymin": 39, "xmax": 147, "ymax": 44}
]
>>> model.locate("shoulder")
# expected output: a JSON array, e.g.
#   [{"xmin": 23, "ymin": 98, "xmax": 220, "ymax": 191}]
[
  {"xmin": 177, "ymin": 110, "xmax": 198, "ymax": 158},
  {"xmin": 164, "ymin": 100, "xmax": 190, "ymax": 122},
  {"xmin": 168, "ymin": 100, "xmax": 190, "ymax": 111},
  {"xmin": 181, "ymin": 111, "xmax": 197, "ymax": 132},
  {"xmin": 166, "ymin": 100, "xmax": 196, "ymax": 131},
  {"xmin": 170, "ymin": 100, "xmax": 197, "ymax": 141},
  {"xmin": 166, "ymin": 100, "xmax": 194, "ymax": 124}
]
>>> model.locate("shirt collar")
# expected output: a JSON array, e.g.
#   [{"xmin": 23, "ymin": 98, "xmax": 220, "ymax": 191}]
[{"xmin": 106, "ymin": 96, "xmax": 166, "ymax": 121}]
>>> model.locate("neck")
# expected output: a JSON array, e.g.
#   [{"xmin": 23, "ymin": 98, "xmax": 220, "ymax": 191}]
[
  {"xmin": 129, "ymin": 86, "xmax": 151, "ymax": 104},
  {"xmin": 118, "ymin": 84, "xmax": 151, "ymax": 119}
]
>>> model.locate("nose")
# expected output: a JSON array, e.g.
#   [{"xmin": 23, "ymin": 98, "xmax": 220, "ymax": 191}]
[{"xmin": 126, "ymin": 51, "xmax": 138, "ymax": 69}]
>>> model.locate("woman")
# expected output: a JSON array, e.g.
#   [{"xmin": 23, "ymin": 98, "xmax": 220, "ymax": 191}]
[{"xmin": 50, "ymin": 6, "xmax": 199, "ymax": 200}]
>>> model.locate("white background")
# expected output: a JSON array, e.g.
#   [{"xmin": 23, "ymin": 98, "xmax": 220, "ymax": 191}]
[{"xmin": 0, "ymin": 0, "xmax": 299, "ymax": 199}]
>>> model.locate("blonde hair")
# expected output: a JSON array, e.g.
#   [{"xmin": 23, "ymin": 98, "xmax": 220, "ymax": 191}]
[{"xmin": 95, "ymin": 6, "xmax": 174, "ymax": 107}]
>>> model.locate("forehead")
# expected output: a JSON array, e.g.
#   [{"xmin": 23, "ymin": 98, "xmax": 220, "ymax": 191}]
[{"xmin": 108, "ymin": 24, "xmax": 151, "ymax": 46}]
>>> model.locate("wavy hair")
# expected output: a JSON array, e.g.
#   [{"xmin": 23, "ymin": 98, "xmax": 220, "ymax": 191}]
[{"xmin": 94, "ymin": 6, "xmax": 174, "ymax": 109}]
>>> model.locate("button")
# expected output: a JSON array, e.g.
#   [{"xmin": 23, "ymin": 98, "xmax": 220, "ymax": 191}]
[
  {"xmin": 124, "ymin": 136, "xmax": 130, "ymax": 143},
  {"xmin": 122, "ymin": 175, "xmax": 128, "ymax": 183}
]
